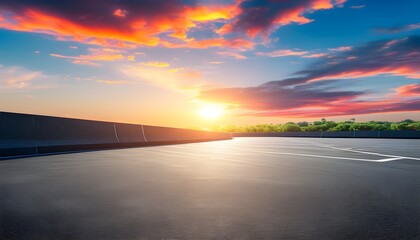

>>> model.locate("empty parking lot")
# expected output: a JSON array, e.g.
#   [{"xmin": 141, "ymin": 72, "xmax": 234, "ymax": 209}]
[{"xmin": 1, "ymin": 137, "xmax": 419, "ymax": 239}]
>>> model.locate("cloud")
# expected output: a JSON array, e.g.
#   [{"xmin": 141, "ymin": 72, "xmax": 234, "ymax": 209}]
[
  {"xmin": 241, "ymin": 99, "xmax": 420, "ymax": 118},
  {"xmin": 140, "ymin": 61, "xmax": 170, "ymax": 68},
  {"xmin": 218, "ymin": 0, "xmax": 345, "ymax": 38},
  {"xmin": 209, "ymin": 61, "xmax": 224, "ymax": 65},
  {"xmin": 0, "ymin": 0, "xmax": 344, "ymax": 49},
  {"xmin": 0, "ymin": 0, "xmax": 242, "ymax": 49},
  {"xmin": 350, "ymin": 5, "xmax": 365, "ymax": 9},
  {"xmin": 257, "ymin": 49, "xmax": 308, "ymax": 57},
  {"xmin": 267, "ymin": 35, "xmax": 420, "ymax": 86},
  {"xmin": 120, "ymin": 64, "xmax": 207, "ymax": 91},
  {"xmin": 0, "ymin": 65, "xmax": 56, "ymax": 89},
  {"xmin": 199, "ymin": 81, "xmax": 365, "ymax": 111},
  {"xmin": 395, "ymin": 84, "xmax": 420, "ymax": 97},
  {"xmin": 95, "ymin": 80, "xmax": 135, "ymax": 85},
  {"xmin": 198, "ymin": 81, "xmax": 420, "ymax": 118},
  {"xmin": 374, "ymin": 23, "xmax": 420, "ymax": 34},
  {"xmin": 256, "ymin": 49, "xmax": 327, "ymax": 59},
  {"xmin": 50, "ymin": 48, "xmax": 126, "ymax": 66},
  {"xmin": 218, "ymin": 51, "xmax": 247, "ymax": 59},
  {"xmin": 302, "ymin": 53, "xmax": 327, "ymax": 58},
  {"xmin": 113, "ymin": 9, "xmax": 128, "ymax": 18},
  {"xmin": 328, "ymin": 46, "xmax": 352, "ymax": 51},
  {"xmin": 197, "ymin": 35, "xmax": 420, "ymax": 118},
  {"xmin": 162, "ymin": 37, "xmax": 255, "ymax": 50}
]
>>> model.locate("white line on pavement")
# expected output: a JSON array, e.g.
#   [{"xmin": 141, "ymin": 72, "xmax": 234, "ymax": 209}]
[
  {"xmin": 314, "ymin": 143, "xmax": 420, "ymax": 161},
  {"xmin": 243, "ymin": 149, "xmax": 383, "ymax": 162}
]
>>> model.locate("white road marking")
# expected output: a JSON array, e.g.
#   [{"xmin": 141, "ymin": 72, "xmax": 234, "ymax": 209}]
[
  {"xmin": 313, "ymin": 143, "xmax": 420, "ymax": 161},
  {"xmin": 231, "ymin": 138, "xmax": 419, "ymax": 163},
  {"xmin": 282, "ymin": 138, "xmax": 420, "ymax": 162},
  {"xmin": 244, "ymin": 150, "xmax": 386, "ymax": 162},
  {"xmin": 375, "ymin": 157, "xmax": 405, "ymax": 162}
]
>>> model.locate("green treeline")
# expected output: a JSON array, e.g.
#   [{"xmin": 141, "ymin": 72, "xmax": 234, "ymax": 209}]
[{"xmin": 212, "ymin": 119, "xmax": 420, "ymax": 132}]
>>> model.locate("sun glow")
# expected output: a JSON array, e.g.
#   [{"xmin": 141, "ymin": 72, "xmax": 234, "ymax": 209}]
[{"xmin": 199, "ymin": 104, "xmax": 225, "ymax": 120}]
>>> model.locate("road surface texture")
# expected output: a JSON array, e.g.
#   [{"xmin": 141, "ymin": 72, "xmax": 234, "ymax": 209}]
[{"xmin": 1, "ymin": 137, "xmax": 420, "ymax": 239}]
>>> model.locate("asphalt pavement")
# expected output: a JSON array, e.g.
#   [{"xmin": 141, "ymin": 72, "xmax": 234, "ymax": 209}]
[{"xmin": 1, "ymin": 137, "xmax": 419, "ymax": 239}]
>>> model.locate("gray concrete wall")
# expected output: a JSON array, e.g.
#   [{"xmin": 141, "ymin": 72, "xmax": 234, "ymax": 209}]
[
  {"xmin": 0, "ymin": 112, "xmax": 231, "ymax": 158},
  {"xmin": 233, "ymin": 131, "xmax": 420, "ymax": 139}
]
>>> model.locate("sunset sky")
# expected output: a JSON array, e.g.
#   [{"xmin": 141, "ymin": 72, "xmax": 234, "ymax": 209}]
[{"xmin": 0, "ymin": 0, "xmax": 419, "ymax": 128}]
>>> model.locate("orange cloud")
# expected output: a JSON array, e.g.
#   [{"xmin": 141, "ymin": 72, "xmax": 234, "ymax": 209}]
[
  {"xmin": 306, "ymin": 66, "xmax": 420, "ymax": 83},
  {"xmin": 50, "ymin": 48, "xmax": 126, "ymax": 66},
  {"xmin": 0, "ymin": 9, "xmax": 161, "ymax": 48},
  {"xmin": 251, "ymin": 98, "xmax": 420, "ymax": 118},
  {"xmin": 174, "ymin": 68, "xmax": 202, "ymax": 81},
  {"xmin": 113, "ymin": 9, "xmax": 127, "ymax": 18},
  {"xmin": 141, "ymin": 61, "xmax": 170, "ymax": 68},
  {"xmin": 312, "ymin": 0, "xmax": 334, "ymax": 9},
  {"xmin": 162, "ymin": 37, "xmax": 255, "ymax": 50},
  {"xmin": 395, "ymin": 84, "xmax": 420, "ymax": 97},
  {"xmin": 0, "ymin": 0, "xmax": 342, "ymax": 49},
  {"xmin": 185, "ymin": 4, "xmax": 240, "ymax": 22},
  {"xmin": 0, "ymin": 2, "xmax": 243, "ymax": 49}
]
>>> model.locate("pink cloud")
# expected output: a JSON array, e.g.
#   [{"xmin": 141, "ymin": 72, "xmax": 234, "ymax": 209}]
[
  {"xmin": 302, "ymin": 53, "xmax": 327, "ymax": 58},
  {"xmin": 218, "ymin": 51, "xmax": 247, "ymax": 60},
  {"xmin": 395, "ymin": 84, "xmax": 420, "ymax": 97},
  {"xmin": 257, "ymin": 49, "xmax": 308, "ymax": 57}
]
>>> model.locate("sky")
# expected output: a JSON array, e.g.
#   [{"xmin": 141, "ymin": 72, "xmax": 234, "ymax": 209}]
[{"xmin": 0, "ymin": 0, "xmax": 419, "ymax": 128}]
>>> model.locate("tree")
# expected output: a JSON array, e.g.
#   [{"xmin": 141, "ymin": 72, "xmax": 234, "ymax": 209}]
[
  {"xmin": 303, "ymin": 124, "xmax": 324, "ymax": 132},
  {"xmin": 282, "ymin": 123, "xmax": 301, "ymax": 132},
  {"xmin": 313, "ymin": 121, "xmax": 324, "ymax": 125},
  {"xmin": 401, "ymin": 119, "xmax": 415, "ymax": 124},
  {"xmin": 329, "ymin": 122, "xmax": 353, "ymax": 131},
  {"xmin": 349, "ymin": 123, "xmax": 376, "ymax": 131},
  {"xmin": 408, "ymin": 122, "xmax": 420, "ymax": 130},
  {"xmin": 213, "ymin": 120, "xmax": 420, "ymax": 132},
  {"xmin": 297, "ymin": 121, "xmax": 309, "ymax": 127}
]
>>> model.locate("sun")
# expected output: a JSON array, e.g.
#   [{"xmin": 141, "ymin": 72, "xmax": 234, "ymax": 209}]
[{"xmin": 199, "ymin": 104, "xmax": 225, "ymax": 120}]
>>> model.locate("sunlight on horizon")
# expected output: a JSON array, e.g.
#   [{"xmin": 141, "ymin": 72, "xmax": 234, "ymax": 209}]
[{"xmin": 198, "ymin": 104, "xmax": 225, "ymax": 120}]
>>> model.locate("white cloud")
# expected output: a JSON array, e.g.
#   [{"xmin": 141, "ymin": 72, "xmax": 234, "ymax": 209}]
[{"xmin": 0, "ymin": 65, "xmax": 57, "ymax": 90}]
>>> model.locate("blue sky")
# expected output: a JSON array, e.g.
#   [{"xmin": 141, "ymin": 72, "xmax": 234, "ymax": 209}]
[{"xmin": 0, "ymin": 0, "xmax": 419, "ymax": 127}]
